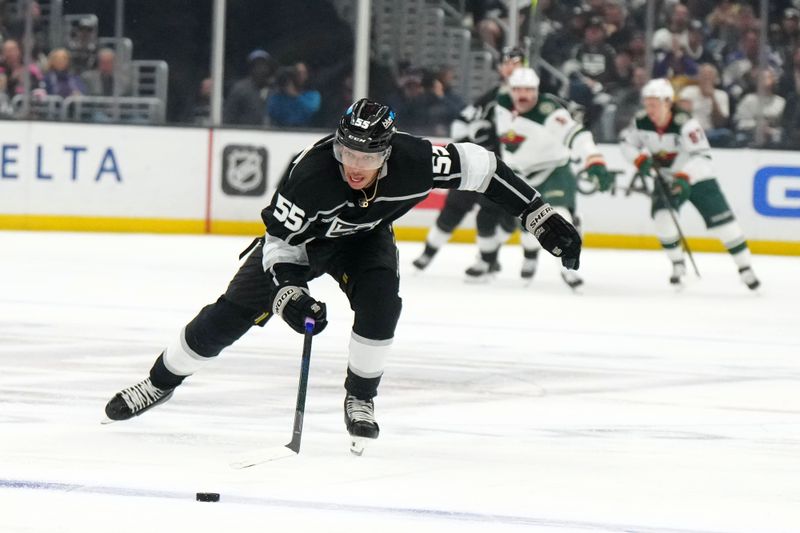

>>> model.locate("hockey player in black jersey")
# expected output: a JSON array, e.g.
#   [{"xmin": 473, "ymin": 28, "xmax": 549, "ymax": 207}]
[
  {"xmin": 104, "ymin": 98, "xmax": 581, "ymax": 454},
  {"xmin": 412, "ymin": 46, "xmax": 523, "ymax": 279}
]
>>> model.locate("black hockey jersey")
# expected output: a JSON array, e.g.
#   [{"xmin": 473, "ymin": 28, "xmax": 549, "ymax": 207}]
[
  {"xmin": 260, "ymin": 132, "xmax": 540, "ymax": 285},
  {"xmin": 450, "ymin": 85, "xmax": 503, "ymax": 155}
]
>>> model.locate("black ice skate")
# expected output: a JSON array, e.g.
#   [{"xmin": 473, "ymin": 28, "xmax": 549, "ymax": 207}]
[
  {"xmin": 344, "ymin": 394, "xmax": 379, "ymax": 456},
  {"xmin": 412, "ymin": 244, "xmax": 439, "ymax": 271},
  {"xmin": 738, "ymin": 266, "xmax": 760, "ymax": 290},
  {"xmin": 669, "ymin": 260, "xmax": 687, "ymax": 286},
  {"xmin": 464, "ymin": 258, "xmax": 500, "ymax": 282},
  {"xmin": 104, "ymin": 377, "xmax": 175, "ymax": 422}
]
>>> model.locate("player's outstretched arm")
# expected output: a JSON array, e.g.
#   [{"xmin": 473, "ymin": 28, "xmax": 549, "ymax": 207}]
[{"xmin": 522, "ymin": 197, "xmax": 582, "ymax": 270}]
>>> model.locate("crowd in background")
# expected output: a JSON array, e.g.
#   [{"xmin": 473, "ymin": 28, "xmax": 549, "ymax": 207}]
[
  {"xmin": 0, "ymin": 0, "xmax": 130, "ymax": 117},
  {"xmin": 466, "ymin": 0, "xmax": 800, "ymax": 148},
  {"xmin": 3, "ymin": 0, "xmax": 800, "ymax": 150}
]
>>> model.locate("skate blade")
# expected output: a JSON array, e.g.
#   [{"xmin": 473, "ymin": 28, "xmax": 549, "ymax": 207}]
[
  {"xmin": 100, "ymin": 417, "xmax": 118, "ymax": 425},
  {"xmin": 464, "ymin": 274, "xmax": 495, "ymax": 284},
  {"xmin": 349, "ymin": 436, "xmax": 375, "ymax": 456}
]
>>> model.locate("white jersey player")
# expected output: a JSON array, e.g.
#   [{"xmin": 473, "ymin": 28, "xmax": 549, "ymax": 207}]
[
  {"xmin": 484, "ymin": 67, "xmax": 612, "ymax": 288},
  {"xmin": 620, "ymin": 78, "xmax": 759, "ymax": 289}
]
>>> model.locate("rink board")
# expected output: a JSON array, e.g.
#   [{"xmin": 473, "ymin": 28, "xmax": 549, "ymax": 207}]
[{"xmin": 0, "ymin": 121, "xmax": 799, "ymax": 255}]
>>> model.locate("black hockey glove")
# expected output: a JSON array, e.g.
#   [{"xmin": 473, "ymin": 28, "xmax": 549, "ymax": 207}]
[
  {"xmin": 272, "ymin": 286, "xmax": 328, "ymax": 335},
  {"xmin": 522, "ymin": 197, "xmax": 582, "ymax": 270}
]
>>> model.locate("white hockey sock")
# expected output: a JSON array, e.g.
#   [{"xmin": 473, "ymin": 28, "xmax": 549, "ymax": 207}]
[
  {"xmin": 348, "ymin": 331, "xmax": 392, "ymax": 379},
  {"xmin": 708, "ymin": 220, "xmax": 751, "ymax": 268},
  {"xmin": 493, "ymin": 227, "xmax": 513, "ymax": 248},
  {"xmin": 426, "ymin": 225, "xmax": 452, "ymax": 250},
  {"xmin": 653, "ymin": 210, "xmax": 684, "ymax": 263},
  {"xmin": 162, "ymin": 327, "xmax": 211, "ymax": 377},
  {"xmin": 477, "ymin": 234, "xmax": 499, "ymax": 254}
]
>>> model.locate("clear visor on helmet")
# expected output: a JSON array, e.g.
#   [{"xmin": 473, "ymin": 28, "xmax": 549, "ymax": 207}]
[{"xmin": 333, "ymin": 140, "xmax": 391, "ymax": 170}]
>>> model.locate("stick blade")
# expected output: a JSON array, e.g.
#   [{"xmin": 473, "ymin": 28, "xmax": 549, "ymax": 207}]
[{"xmin": 230, "ymin": 446, "xmax": 298, "ymax": 469}]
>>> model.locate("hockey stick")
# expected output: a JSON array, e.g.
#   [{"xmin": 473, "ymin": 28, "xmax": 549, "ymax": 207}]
[
  {"xmin": 285, "ymin": 317, "xmax": 315, "ymax": 453},
  {"xmin": 230, "ymin": 317, "xmax": 316, "ymax": 469},
  {"xmin": 649, "ymin": 170, "xmax": 701, "ymax": 278}
]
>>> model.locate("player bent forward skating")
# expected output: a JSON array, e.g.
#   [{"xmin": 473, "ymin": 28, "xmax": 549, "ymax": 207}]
[{"xmin": 104, "ymin": 98, "xmax": 582, "ymax": 455}]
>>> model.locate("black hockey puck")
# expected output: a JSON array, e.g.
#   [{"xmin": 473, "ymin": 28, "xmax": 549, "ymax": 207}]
[{"xmin": 196, "ymin": 492, "xmax": 220, "ymax": 502}]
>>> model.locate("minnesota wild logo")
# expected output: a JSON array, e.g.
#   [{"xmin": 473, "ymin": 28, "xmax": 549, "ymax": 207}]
[
  {"xmin": 500, "ymin": 130, "xmax": 526, "ymax": 154},
  {"xmin": 653, "ymin": 150, "xmax": 677, "ymax": 168}
]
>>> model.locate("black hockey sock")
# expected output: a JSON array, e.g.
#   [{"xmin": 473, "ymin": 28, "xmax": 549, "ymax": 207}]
[
  {"xmin": 523, "ymin": 249, "xmax": 540, "ymax": 260},
  {"xmin": 149, "ymin": 353, "xmax": 188, "ymax": 389},
  {"xmin": 345, "ymin": 368, "xmax": 382, "ymax": 400},
  {"xmin": 423, "ymin": 243, "xmax": 439, "ymax": 257},
  {"xmin": 480, "ymin": 249, "xmax": 499, "ymax": 265}
]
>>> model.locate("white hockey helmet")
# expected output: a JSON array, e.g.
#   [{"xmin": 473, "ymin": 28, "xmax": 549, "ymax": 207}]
[
  {"xmin": 641, "ymin": 78, "xmax": 675, "ymax": 101},
  {"xmin": 508, "ymin": 67, "xmax": 540, "ymax": 89}
]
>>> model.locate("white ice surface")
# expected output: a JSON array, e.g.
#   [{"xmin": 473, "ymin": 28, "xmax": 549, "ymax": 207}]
[{"xmin": 0, "ymin": 230, "xmax": 798, "ymax": 533}]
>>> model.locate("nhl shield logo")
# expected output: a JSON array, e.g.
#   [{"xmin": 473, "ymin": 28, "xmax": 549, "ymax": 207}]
[{"xmin": 222, "ymin": 145, "xmax": 268, "ymax": 196}]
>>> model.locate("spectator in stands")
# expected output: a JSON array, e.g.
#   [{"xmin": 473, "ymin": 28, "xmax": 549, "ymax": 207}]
[
  {"xmin": 706, "ymin": 0, "xmax": 739, "ymax": 51},
  {"xmin": 652, "ymin": 3, "xmax": 691, "ymax": 53},
  {"xmin": 566, "ymin": 16, "xmax": 617, "ymax": 127},
  {"xmin": 43, "ymin": 48, "xmax": 86, "ymax": 98},
  {"xmin": 387, "ymin": 67, "xmax": 426, "ymax": 133},
  {"xmin": 613, "ymin": 65, "xmax": 649, "ymax": 134},
  {"xmin": 541, "ymin": 5, "xmax": 589, "ymax": 70},
  {"xmin": 678, "ymin": 63, "xmax": 732, "ymax": 146},
  {"xmin": 734, "ymin": 68, "xmax": 785, "ymax": 148},
  {"xmin": 415, "ymin": 69, "xmax": 463, "ymax": 137},
  {"xmin": 223, "ymin": 48, "xmax": 276, "ymax": 127},
  {"xmin": 0, "ymin": 7, "xmax": 10, "ymax": 47},
  {"xmin": 722, "ymin": 28, "xmax": 781, "ymax": 102},
  {"xmin": 603, "ymin": 0, "xmax": 635, "ymax": 52},
  {"xmin": 686, "ymin": 19, "xmax": 717, "ymax": 67},
  {"xmin": 187, "ymin": 77, "xmax": 212, "ymax": 125},
  {"xmin": 7, "ymin": 1, "xmax": 47, "ymax": 65},
  {"xmin": 474, "ymin": 0, "xmax": 531, "ymax": 51},
  {"xmin": 67, "ymin": 17, "xmax": 98, "ymax": 74},
  {"xmin": 773, "ymin": 8, "xmax": 800, "ymax": 66},
  {"xmin": 81, "ymin": 48, "xmax": 131, "ymax": 97},
  {"xmin": 0, "ymin": 38, "xmax": 44, "ymax": 100},
  {"xmin": 652, "ymin": 34, "xmax": 699, "ymax": 85},
  {"xmin": 626, "ymin": 30, "xmax": 648, "ymax": 68},
  {"xmin": 434, "ymin": 65, "xmax": 465, "ymax": 114},
  {"xmin": 317, "ymin": 71, "xmax": 353, "ymax": 129},
  {"xmin": 266, "ymin": 62, "xmax": 321, "ymax": 127},
  {"xmin": 779, "ymin": 45, "xmax": 800, "ymax": 148}
]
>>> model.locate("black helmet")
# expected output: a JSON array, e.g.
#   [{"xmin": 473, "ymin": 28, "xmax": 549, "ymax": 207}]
[
  {"xmin": 500, "ymin": 46, "xmax": 525, "ymax": 64},
  {"xmin": 336, "ymin": 98, "xmax": 396, "ymax": 153}
]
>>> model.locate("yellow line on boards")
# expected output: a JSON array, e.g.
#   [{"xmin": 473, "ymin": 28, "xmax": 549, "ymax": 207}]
[
  {"xmin": 1, "ymin": 216, "xmax": 799, "ymax": 256},
  {"xmin": 0, "ymin": 215, "xmax": 205, "ymax": 234}
]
